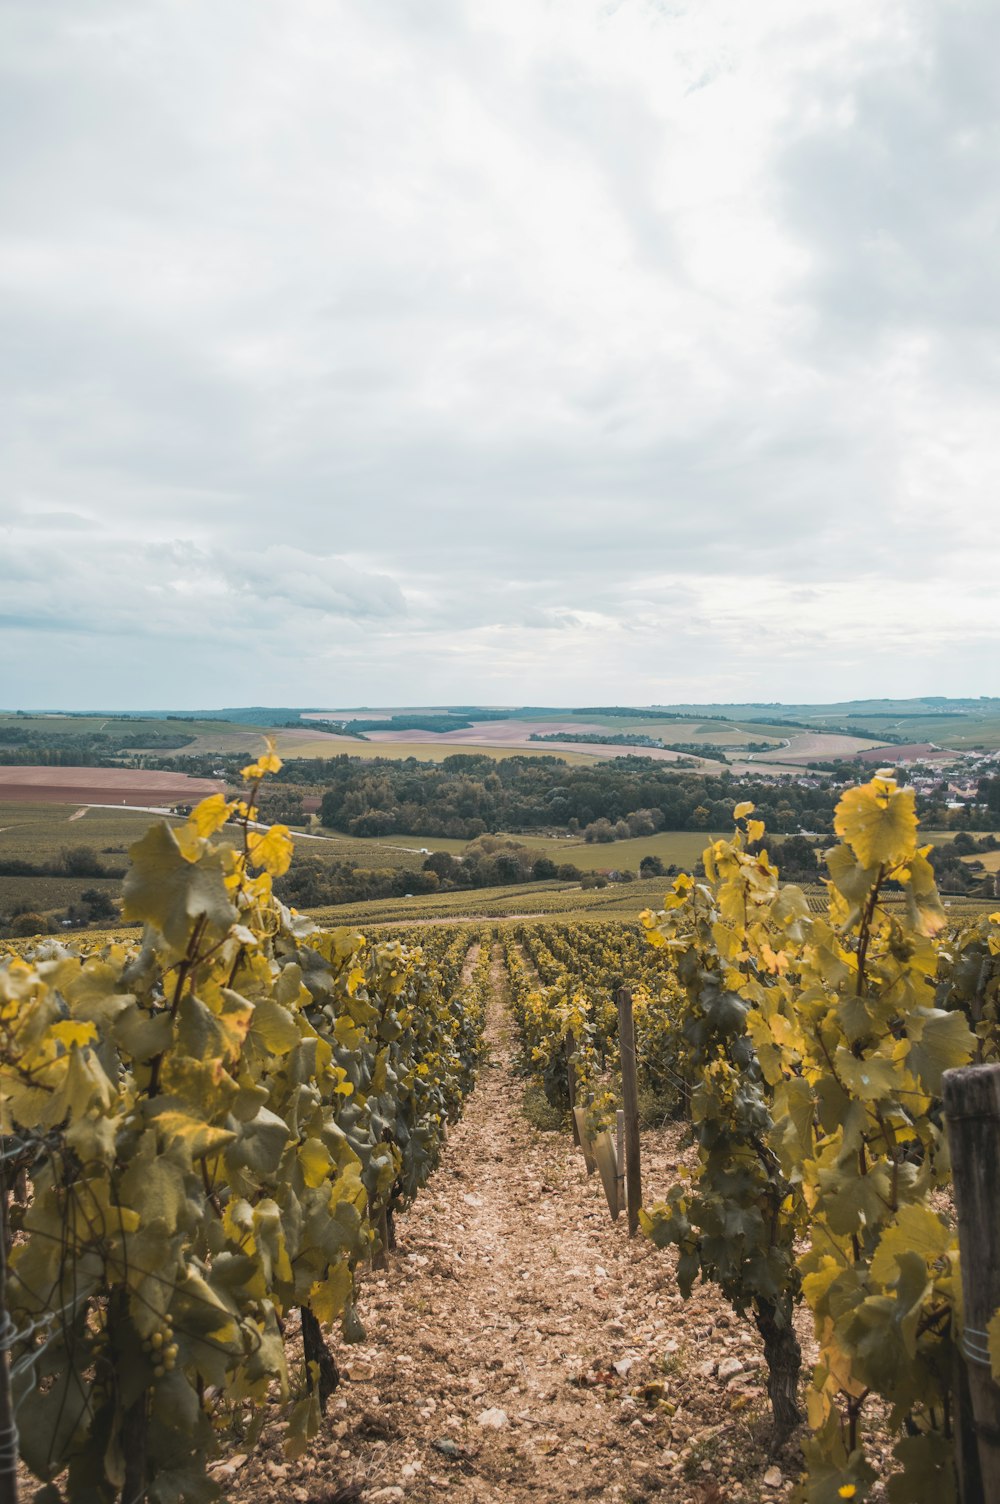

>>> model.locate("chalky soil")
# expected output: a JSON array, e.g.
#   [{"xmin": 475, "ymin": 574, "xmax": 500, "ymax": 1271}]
[{"xmin": 228, "ymin": 954, "xmax": 792, "ymax": 1504}]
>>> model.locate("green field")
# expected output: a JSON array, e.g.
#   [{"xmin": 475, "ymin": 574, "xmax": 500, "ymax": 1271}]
[
  {"xmin": 0, "ymin": 875, "xmax": 121, "ymax": 914},
  {"xmin": 0, "ymin": 711, "xmax": 356, "ymax": 760},
  {"xmin": 0, "ymin": 802, "xmax": 183, "ymax": 865},
  {"xmin": 342, "ymin": 828, "xmax": 724, "ymax": 870},
  {"xmin": 288, "ymin": 738, "xmax": 595, "ymax": 764},
  {"xmin": 307, "ymin": 875, "xmax": 674, "ymax": 928}
]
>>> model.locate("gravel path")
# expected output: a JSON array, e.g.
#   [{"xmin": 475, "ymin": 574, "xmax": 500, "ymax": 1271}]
[{"xmin": 226, "ymin": 947, "xmax": 796, "ymax": 1504}]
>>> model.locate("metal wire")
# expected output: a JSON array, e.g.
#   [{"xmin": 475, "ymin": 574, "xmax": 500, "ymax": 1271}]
[
  {"xmin": 0, "ymin": 1421, "xmax": 19, "ymax": 1471},
  {"xmin": 0, "ymin": 1312, "xmax": 17, "ymax": 1352},
  {"xmin": 962, "ymin": 1325, "xmax": 992, "ymax": 1369}
]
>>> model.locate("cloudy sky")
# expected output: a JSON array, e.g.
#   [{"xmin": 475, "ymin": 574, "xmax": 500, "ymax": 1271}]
[{"xmin": 2, "ymin": 0, "xmax": 997, "ymax": 710}]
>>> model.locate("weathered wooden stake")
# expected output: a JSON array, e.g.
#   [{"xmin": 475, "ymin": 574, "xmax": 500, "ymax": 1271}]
[
  {"xmin": 572, "ymin": 1108, "xmax": 597, "ymax": 1174},
  {"xmin": 943, "ymin": 1063, "xmax": 1000, "ymax": 1504},
  {"xmin": 616, "ymin": 986, "xmax": 642, "ymax": 1236},
  {"xmin": 0, "ymin": 1177, "xmax": 19, "ymax": 1504},
  {"xmin": 373, "ymin": 1208, "xmax": 390, "ymax": 1271},
  {"xmin": 615, "ymin": 1109, "xmax": 626, "ymax": 1220},
  {"xmin": 566, "ymin": 1031, "xmax": 581, "ymax": 1147}
]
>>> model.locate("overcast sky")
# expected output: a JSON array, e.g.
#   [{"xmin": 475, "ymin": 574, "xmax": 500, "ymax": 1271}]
[{"xmin": 2, "ymin": 0, "xmax": 997, "ymax": 710}]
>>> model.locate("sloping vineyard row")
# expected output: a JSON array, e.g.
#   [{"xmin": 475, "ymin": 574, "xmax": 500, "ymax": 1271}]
[
  {"xmin": 0, "ymin": 759, "xmax": 488, "ymax": 1503},
  {"xmin": 497, "ymin": 785, "xmax": 1000, "ymax": 1502}
]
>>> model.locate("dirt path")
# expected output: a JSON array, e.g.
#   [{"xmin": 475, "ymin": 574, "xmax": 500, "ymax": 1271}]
[{"xmin": 228, "ymin": 949, "xmax": 793, "ymax": 1504}]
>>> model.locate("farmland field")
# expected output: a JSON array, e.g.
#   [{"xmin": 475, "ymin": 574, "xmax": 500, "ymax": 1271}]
[
  {"xmin": 0, "ymin": 874, "xmax": 122, "ymax": 913},
  {"xmin": 326, "ymin": 828, "xmax": 726, "ymax": 871},
  {"xmin": 0, "ymin": 766, "xmax": 225, "ymax": 805},
  {"xmin": 0, "ymin": 801, "xmax": 185, "ymax": 862},
  {"xmin": 276, "ymin": 737, "xmax": 598, "ymax": 763},
  {"xmin": 306, "ymin": 875, "xmax": 678, "ymax": 928}
]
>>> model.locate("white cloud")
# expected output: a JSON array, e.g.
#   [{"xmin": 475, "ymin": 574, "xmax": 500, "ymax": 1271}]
[{"xmin": 1, "ymin": 0, "xmax": 997, "ymax": 708}]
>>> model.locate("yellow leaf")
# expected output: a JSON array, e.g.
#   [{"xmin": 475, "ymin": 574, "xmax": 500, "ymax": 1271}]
[
  {"xmin": 734, "ymin": 801, "xmax": 755, "ymax": 818},
  {"xmin": 241, "ymin": 738, "xmax": 283, "ymax": 780},
  {"xmin": 833, "ymin": 777, "xmax": 918, "ymax": 869},
  {"xmin": 49, "ymin": 1019, "xmax": 99, "ymax": 1050},
  {"xmin": 299, "ymin": 1137, "xmax": 333, "ymax": 1188},
  {"xmin": 246, "ymin": 825, "xmax": 294, "ymax": 878},
  {"xmin": 870, "ymin": 1204, "xmax": 953, "ymax": 1286},
  {"xmin": 188, "ymin": 794, "xmax": 233, "ymax": 838},
  {"xmin": 309, "ymin": 1262, "xmax": 354, "ymax": 1327}
]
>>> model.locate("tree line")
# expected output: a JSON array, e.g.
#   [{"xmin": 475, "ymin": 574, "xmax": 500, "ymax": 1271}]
[{"xmin": 305, "ymin": 755, "xmax": 845, "ymax": 839}]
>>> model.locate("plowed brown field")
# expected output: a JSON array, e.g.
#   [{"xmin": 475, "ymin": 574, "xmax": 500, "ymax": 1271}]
[{"xmin": 0, "ymin": 766, "xmax": 225, "ymax": 806}]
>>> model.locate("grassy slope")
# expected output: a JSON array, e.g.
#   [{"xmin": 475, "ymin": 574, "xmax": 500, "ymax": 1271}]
[{"xmin": 278, "ymin": 737, "xmax": 596, "ymax": 763}]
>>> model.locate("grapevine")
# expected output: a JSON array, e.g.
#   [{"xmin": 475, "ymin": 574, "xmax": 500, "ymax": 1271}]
[{"xmin": 0, "ymin": 752, "xmax": 485, "ymax": 1501}]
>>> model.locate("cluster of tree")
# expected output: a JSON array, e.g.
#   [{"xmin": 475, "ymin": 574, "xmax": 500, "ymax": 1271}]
[
  {"xmin": 254, "ymin": 786, "xmax": 306, "ymax": 824},
  {"xmin": 0, "ymin": 725, "xmax": 194, "ymax": 763},
  {"xmin": 274, "ymin": 859, "xmax": 442, "ymax": 909},
  {"xmin": 293, "ymin": 755, "xmax": 844, "ymax": 839},
  {"xmin": 323, "ymin": 710, "xmax": 513, "ymax": 736},
  {"xmin": 928, "ymin": 831, "xmax": 1000, "ymax": 895},
  {"xmin": 913, "ymin": 774, "xmax": 1000, "ymax": 832},
  {"xmin": 977, "ymin": 775, "xmax": 1000, "ymax": 818},
  {"xmin": 0, "ymin": 845, "xmax": 124, "ymax": 879},
  {"xmin": 582, "ymin": 807, "xmax": 665, "ymax": 842},
  {"xmin": 529, "ymin": 731, "xmax": 671, "ymax": 748},
  {"xmin": 421, "ymin": 835, "xmax": 582, "ymax": 888},
  {"xmin": 136, "ymin": 745, "xmax": 1000, "ymax": 837},
  {"xmin": 752, "ymin": 834, "xmax": 822, "ymax": 883},
  {"xmin": 0, "ymin": 885, "xmax": 120, "ymax": 939},
  {"xmin": 530, "ymin": 735, "xmax": 778, "ymax": 760},
  {"xmin": 273, "ymin": 833, "xmax": 654, "ymax": 910}
]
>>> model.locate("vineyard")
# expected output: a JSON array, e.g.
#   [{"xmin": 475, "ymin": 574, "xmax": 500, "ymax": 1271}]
[
  {"xmin": 0, "ymin": 755, "xmax": 493, "ymax": 1503},
  {"xmin": 2, "ymin": 768, "xmax": 1000, "ymax": 1503}
]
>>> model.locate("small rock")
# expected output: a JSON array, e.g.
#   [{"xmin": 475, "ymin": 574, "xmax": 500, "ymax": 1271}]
[
  {"xmin": 208, "ymin": 1452, "xmax": 248, "ymax": 1480},
  {"xmin": 431, "ymin": 1439, "xmax": 472, "ymax": 1460},
  {"xmin": 718, "ymin": 1357, "xmax": 744, "ymax": 1381},
  {"xmin": 595, "ymin": 1266, "xmax": 609, "ymax": 1279},
  {"xmin": 763, "ymin": 1464, "xmax": 783, "ymax": 1487},
  {"xmin": 696, "ymin": 1360, "xmax": 716, "ymax": 1379},
  {"xmin": 367, "ymin": 1490, "xmax": 404, "ymax": 1503},
  {"xmin": 477, "ymin": 1407, "xmax": 509, "ymax": 1429},
  {"xmin": 613, "ymin": 1358, "xmax": 634, "ymax": 1378}
]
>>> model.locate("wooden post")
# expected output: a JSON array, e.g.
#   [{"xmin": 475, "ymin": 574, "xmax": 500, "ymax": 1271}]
[
  {"xmin": 566, "ymin": 1031, "xmax": 581, "ymax": 1147},
  {"xmin": 616, "ymin": 987, "xmax": 642, "ymax": 1236},
  {"xmin": 0, "ymin": 1175, "xmax": 19, "ymax": 1504},
  {"xmin": 373, "ymin": 1208, "xmax": 389, "ymax": 1271},
  {"xmin": 616, "ymin": 1109, "xmax": 626, "ymax": 1220},
  {"xmin": 943, "ymin": 1063, "xmax": 1000, "ymax": 1504}
]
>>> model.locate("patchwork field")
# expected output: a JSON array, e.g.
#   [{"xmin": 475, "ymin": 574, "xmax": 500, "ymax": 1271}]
[
  {"xmin": 297, "ymin": 710, "xmax": 891, "ymax": 770},
  {"xmin": 0, "ymin": 766, "xmax": 224, "ymax": 805},
  {"xmin": 0, "ymin": 801, "xmax": 185, "ymax": 863},
  {"xmin": 276, "ymin": 737, "xmax": 597, "ymax": 764}
]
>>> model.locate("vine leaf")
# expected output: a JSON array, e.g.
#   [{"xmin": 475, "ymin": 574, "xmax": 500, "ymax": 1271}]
[
  {"xmin": 834, "ymin": 778, "xmax": 918, "ymax": 868},
  {"xmin": 123, "ymin": 823, "xmax": 236, "ymax": 949}
]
